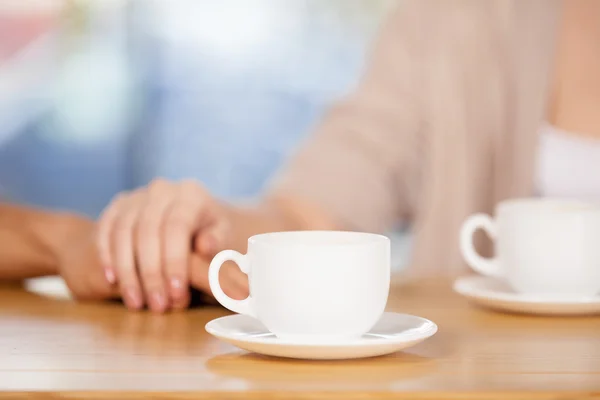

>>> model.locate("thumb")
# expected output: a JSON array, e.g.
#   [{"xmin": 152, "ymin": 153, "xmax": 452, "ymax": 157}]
[
  {"xmin": 193, "ymin": 217, "xmax": 230, "ymax": 257},
  {"xmin": 189, "ymin": 252, "xmax": 249, "ymax": 301}
]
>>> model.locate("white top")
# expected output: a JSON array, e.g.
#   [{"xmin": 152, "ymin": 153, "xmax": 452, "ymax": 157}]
[{"xmin": 536, "ymin": 123, "xmax": 600, "ymax": 201}]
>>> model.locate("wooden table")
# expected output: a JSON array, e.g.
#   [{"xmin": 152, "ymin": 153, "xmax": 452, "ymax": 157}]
[{"xmin": 1, "ymin": 279, "xmax": 600, "ymax": 399}]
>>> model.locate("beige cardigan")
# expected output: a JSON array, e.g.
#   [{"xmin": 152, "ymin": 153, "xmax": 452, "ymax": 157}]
[{"xmin": 272, "ymin": 0, "xmax": 562, "ymax": 278}]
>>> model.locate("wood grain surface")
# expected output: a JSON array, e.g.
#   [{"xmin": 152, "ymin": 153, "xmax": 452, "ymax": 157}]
[{"xmin": 1, "ymin": 278, "xmax": 600, "ymax": 399}]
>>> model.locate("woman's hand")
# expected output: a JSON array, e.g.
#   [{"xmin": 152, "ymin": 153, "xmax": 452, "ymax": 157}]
[{"xmin": 96, "ymin": 179, "xmax": 247, "ymax": 313}]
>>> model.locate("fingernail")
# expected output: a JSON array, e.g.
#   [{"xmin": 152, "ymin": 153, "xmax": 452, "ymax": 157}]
[
  {"xmin": 170, "ymin": 277, "xmax": 185, "ymax": 299},
  {"xmin": 124, "ymin": 287, "xmax": 143, "ymax": 310},
  {"xmin": 104, "ymin": 268, "xmax": 116, "ymax": 284},
  {"xmin": 170, "ymin": 277, "xmax": 183, "ymax": 289},
  {"xmin": 151, "ymin": 291, "xmax": 167, "ymax": 313}
]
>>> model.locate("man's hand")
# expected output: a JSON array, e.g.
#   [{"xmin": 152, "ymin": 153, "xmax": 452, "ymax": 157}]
[
  {"xmin": 55, "ymin": 216, "xmax": 119, "ymax": 301},
  {"xmin": 0, "ymin": 204, "xmax": 118, "ymax": 301},
  {"xmin": 189, "ymin": 254, "xmax": 249, "ymax": 302}
]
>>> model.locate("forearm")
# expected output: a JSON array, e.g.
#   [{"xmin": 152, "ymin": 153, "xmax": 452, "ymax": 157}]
[{"xmin": 0, "ymin": 204, "xmax": 87, "ymax": 280}]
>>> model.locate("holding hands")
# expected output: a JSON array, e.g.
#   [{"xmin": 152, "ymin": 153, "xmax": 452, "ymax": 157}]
[{"xmin": 95, "ymin": 179, "xmax": 248, "ymax": 313}]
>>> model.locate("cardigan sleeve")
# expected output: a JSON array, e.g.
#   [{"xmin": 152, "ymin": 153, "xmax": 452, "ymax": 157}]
[{"xmin": 267, "ymin": 3, "xmax": 425, "ymax": 233}]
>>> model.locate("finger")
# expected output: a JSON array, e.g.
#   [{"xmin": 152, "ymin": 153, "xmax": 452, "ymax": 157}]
[
  {"xmin": 162, "ymin": 201, "xmax": 200, "ymax": 308},
  {"xmin": 112, "ymin": 200, "xmax": 144, "ymax": 311},
  {"xmin": 171, "ymin": 253, "xmax": 211, "ymax": 310},
  {"xmin": 175, "ymin": 180, "xmax": 222, "ymax": 257},
  {"xmin": 171, "ymin": 288, "xmax": 191, "ymax": 311},
  {"xmin": 189, "ymin": 254, "xmax": 210, "ymax": 294},
  {"xmin": 88, "ymin": 238, "xmax": 122, "ymax": 300},
  {"xmin": 194, "ymin": 214, "xmax": 231, "ymax": 257},
  {"xmin": 97, "ymin": 193, "xmax": 129, "ymax": 284},
  {"xmin": 171, "ymin": 247, "xmax": 192, "ymax": 310},
  {"xmin": 189, "ymin": 255, "xmax": 248, "ymax": 301},
  {"xmin": 136, "ymin": 181, "xmax": 175, "ymax": 313},
  {"xmin": 222, "ymin": 261, "xmax": 249, "ymax": 300}
]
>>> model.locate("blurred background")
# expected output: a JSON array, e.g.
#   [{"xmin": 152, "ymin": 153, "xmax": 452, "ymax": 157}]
[{"xmin": 1, "ymin": 0, "xmax": 411, "ymax": 272}]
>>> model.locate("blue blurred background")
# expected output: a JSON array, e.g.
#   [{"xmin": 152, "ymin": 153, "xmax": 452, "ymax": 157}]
[
  {"xmin": 0, "ymin": 0, "xmax": 394, "ymax": 214},
  {"xmin": 1, "ymin": 0, "xmax": 411, "ymax": 271}
]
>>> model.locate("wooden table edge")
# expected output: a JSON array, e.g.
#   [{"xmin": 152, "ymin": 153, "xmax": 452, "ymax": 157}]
[{"xmin": 2, "ymin": 391, "xmax": 599, "ymax": 400}]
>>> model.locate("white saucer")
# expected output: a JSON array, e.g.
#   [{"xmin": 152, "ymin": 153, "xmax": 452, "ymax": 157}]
[
  {"xmin": 205, "ymin": 312, "xmax": 437, "ymax": 360},
  {"xmin": 454, "ymin": 275, "xmax": 600, "ymax": 316}
]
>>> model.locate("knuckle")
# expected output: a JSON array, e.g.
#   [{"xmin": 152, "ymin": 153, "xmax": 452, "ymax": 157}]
[
  {"xmin": 114, "ymin": 216, "xmax": 135, "ymax": 237},
  {"xmin": 111, "ymin": 191, "xmax": 131, "ymax": 207},
  {"xmin": 104, "ymin": 194, "xmax": 141, "ymax": 222},
  {"xmin": 180, "ymin": 178, "xmax": 199, "ymax": 188},
  {"xmin": 149, "ymin": 178, "xmax": 170, "ymax": 194},
  {"xmin": 137, "ymin": 211, "xmax": 161, "ymax": 234},
  {"xmin": 99, "ymin": 201, "xmax": 122, "ymax": 223},
  {"xmin": 180, "ymin": 179, "xmax": 205, "ymax": 196}
]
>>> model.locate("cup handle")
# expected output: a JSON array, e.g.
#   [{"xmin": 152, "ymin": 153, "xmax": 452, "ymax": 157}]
[
  {"xmin": 459, "ymin": 213, "xmax": 502, "ymax": 278},
  {"xmin": 208, "ymin": 250, "xmax": 255, "ymax": 317}
]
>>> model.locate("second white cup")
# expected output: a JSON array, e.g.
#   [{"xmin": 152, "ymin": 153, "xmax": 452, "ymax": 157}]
[{"xmin": 460, "ymin": 198, "xmax": 600, "ymax": 297}]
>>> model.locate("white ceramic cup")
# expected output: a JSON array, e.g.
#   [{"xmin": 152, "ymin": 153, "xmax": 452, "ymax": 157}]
[
  {"xmin": 460, "ymin": 198, "xmax": 600, "ymax": 297},
  {"xmin": 209, "ymin": 231, "xmax": 390, "ymax": 342}
]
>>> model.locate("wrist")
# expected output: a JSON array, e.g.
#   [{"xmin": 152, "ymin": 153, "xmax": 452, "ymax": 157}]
[{"xmin": 31, "ymin": 211, "xmax": 94, "ymax": 275}]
